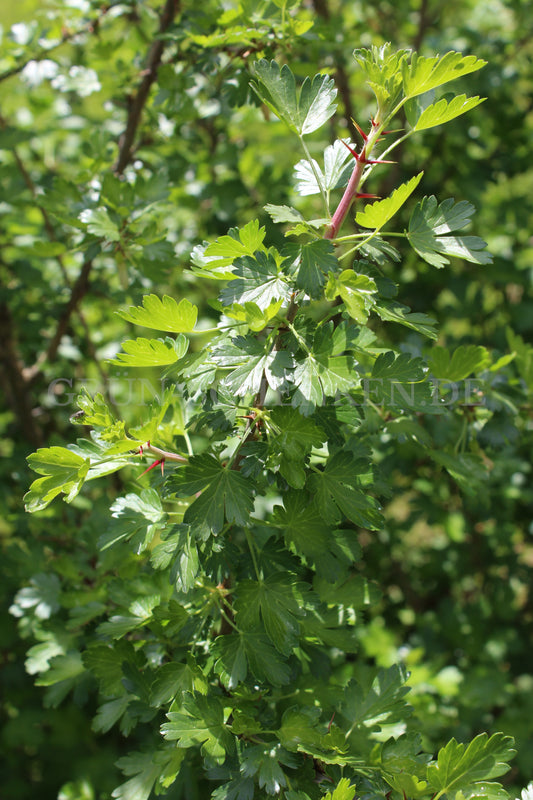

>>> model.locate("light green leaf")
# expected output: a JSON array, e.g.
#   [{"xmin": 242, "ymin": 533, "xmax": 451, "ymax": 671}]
[
  {"xmin": 161, "ymin": 692, "xmax": 234, "ymax": 766},
  {"xmin": 426, "ymin": 733, "xmax": 515, "ymax": 796},
  {"xmin": 321, "ymin": 778, "xmax": 357, "ymax": 800},
  {"xmin": 402, "ymin": 51, "xmax": 487, "ymax": 100},
  {"xmin": 251, "ymin": 60, "xmax": 337, "ymax": 136},
  {"xmin": 109, "ymin": 336, "xmax": 187, "ymax": 367},
  {"xmin": 408, "ymin": 196, "xmax": 492, "ymax": 267},
  {"xmin": 413, "ymin": 94, "xmax": 485, "ymax": 131},
  {"xmin": 264, "ymin": 204, "xmax": 305, "ymax": 224},
  {"xmin": 25, "ymin": 447, "xmax": 90, "ymax": 512},
  {"xmin": 116, "ymin": 295, "xmax": 197, "ymax": 333},
  {"xmin": 356, "ymin": 172, "xmax": 423, "ymax": 231},
  {"xmin": 326, "ymin": 270, "xmax": 378, "ymax": 323},
  {"xmin": 428, "ymin": 345, "xmax": 490, "ymax": 381}
]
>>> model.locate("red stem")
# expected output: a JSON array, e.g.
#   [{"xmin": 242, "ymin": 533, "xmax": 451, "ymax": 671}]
[{"xmin": 324, "ymin": 155, "xmax": 365, "ymax": 240}]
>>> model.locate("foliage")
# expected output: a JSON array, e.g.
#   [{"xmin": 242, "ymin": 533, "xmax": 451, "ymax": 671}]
[{"xmin": 1, "ymin": 1, "xmax": 532, "ymax": 799}]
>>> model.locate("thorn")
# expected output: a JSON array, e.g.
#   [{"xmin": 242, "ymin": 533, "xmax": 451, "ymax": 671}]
[
  {"xmin": 140, "ymin": 458, "xmax": 164, "ymax": 476},
  {"xmin": 350, "ymin": 119, "xmax": 367, "ymax": 142},
  {"xmin": 327, "ymin": 712, "xmax": 336, "ymax": 732},
  {"xmin": 363, "ymin": 157, "xmax": 396, "ymax": 165},
  {"xmin": 339, "ymin": 138, "xmax": 361, "ymax": 161},
  {"xmin": 381, "ymin": 128, "xmax": 404, "ymax": 135},
  {"xmin": 356, "ymin": 192, "xmax": 380, "ymax": 199},
  {"xmin": 138, "ymin": 444, "xmax": 143, "ymax": 456}
]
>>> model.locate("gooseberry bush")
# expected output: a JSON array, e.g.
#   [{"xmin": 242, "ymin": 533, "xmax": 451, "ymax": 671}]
[{"xmin": 23, "ymin": 45, "xmax": 518, "ymax": 800}]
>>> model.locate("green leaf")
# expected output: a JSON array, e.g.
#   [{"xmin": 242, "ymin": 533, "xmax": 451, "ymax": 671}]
[
  {"xmin": 339, "ymin": 665, "xmax": 411, "ymax": 734},
  {"xmin": 374, "ymin": 301, "xmax": 438, "ymax": 339},
  {"xmin": 98, "ymin": 489, "xmax": 165, "ymax": 553},
  {"xmin": 426, "ymin": 733, "xmax": 515, "ymax": 796},
  {"xmin": 321, "ymin": 778, "xmax": 357, "ymax": 800},
  {"xmin": 308, "ymin": 452, "xmax": 383, "ymax": 529},
  {"xmin": 235, "ymin": 572, "xmax": 306, "ymax": 655},
  {"xmin": 296, "ymin": 240, "xmax": 339, "ymax": 298},
  {"xmin": 194, "ymin": 220, "xmax": 268, "ymax": 278},
  {"xmin": 264, "ymin": 204, "xmax": 306, "ymax": 224},
  {"xmin": 150, "ymin": 658, "xmax": 208, "ymax": 706},
  {"xmin": 408, "ymin": 196, "xmax": 492, "ymax": 267},
  {"xmin": 355, "ymin": 172, "xmax": 423, "ymax": 231},
  {"xmin": 171, "ymin": 454, "xmax": 255, "ymax": 534},
  {"xmin": 25, "ymin": 447, "xmax": 89, "ymax": 512},
  {"xmin": 161, "ymin": 692, "xmax": 234, "ymax": 766},
  {"xmin": 413, "ymin": 94, "xmax": 485, "ymax": 131},
  {"xmin": 372, "ymin": 351, "xmax": 426, "ymax": 382},
  {"xmin": 80, "ymin": 207, "xmax": 121, "ymax": 241},
  {"xmin": 431, "ymin": 452, "xmax": 489, "ymax": 494},
  {"xmin": 428, "ymin": 345, "xmax": 490, "ymax": 381},
  {"xmin": 251, "ymin": 60, "xmax": 337, "ymax": 136},
  {"xmin": 116, "ymin": 295, "xmax": 198, "ymax": 333},
  {"xmin": 113, "ymin": 748, "xmax": 185, "ymax": 800},
  {"xmin": 35, "ymin": 651, "xmax": 85, "ymax": 686},
  {"xmin": 402, "ymin": 51, "xmax": 487, "ymax": 100},
  {"xmin": 325, "ymin": 270, "xmax": 378, "ymax": 323},
  {"xmin": 109, "ymin": 335, "xmax": 188, "ymax": 367},
  {"xmin": 241, "ymin": 743, "xmax": 296, "ymax": 794},
  {"xmin": 220, "ymin": 251, "xmax": 291, "ymax": 310}
]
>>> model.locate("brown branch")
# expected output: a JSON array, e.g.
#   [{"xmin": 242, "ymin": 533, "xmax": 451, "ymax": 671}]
[
  {"xmin": 0, "ymin": 302, "xmax": 43, "ymax": 446},
  {"xmin": 114, "ymin": 0, "xmax": 180, "ymax": 175}
]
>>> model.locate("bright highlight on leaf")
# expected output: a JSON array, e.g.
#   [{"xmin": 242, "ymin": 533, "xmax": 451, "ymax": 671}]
[
  {"xmin": 402, "ymin": 51, "xmax": 487, "ymax": 99},
  {"xmin": 251, "ymin": 60, "xmax": 337, "ymax": 136},
  {"xmin": 117, "ymin": 295, "xmax": 198, "ymax": 333},
  {"xmin": 109, "ymin": 336, "xmax": 188, "ymax": 367},
  {"xmin": 413, "ymin": 94, "xmax": 485, "ymax": 131}
]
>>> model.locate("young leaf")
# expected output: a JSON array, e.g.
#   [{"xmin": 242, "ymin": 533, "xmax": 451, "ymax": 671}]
[
  {"xmin": 413, "ymin": 94, "xmax": 485, "ymax": 131},
  {"xmin": 24, "ymin": 447, "xmax": 90, "ymax": 512},
  {"xmin": 251, "ymin": 60, "xmax": 337, "ymax": 136},
  {"xmin": 408, "ymin": 196, "xmax": 492, "ymax": 267},
  {"xmin": 402, "ymin": 51, "xmax": 487, "ymax": 100},
  {"xmin": 355, "ymin": 172, "xmax": 423, "ymax": 231},
  {"xmin": 321, "ymin": 778, "xmax": 357, "ymax": 800},
  {"xmin": 426, "ymin": 733, "xmax": 515, "ymax": 796},
  {"xmin": 116, "ymin": 295, "xmax": 198, "ymax": 333},
  {"xmin": 109, "ymin": 336, "xmax": 188, "ymax": 367},
  {"xmin": 98, "ymin": 489, "xmax": 165, "ymax": 552}
]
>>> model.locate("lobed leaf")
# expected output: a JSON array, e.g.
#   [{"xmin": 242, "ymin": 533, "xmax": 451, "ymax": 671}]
[
  {"xmin": 251, "ymin": 60, "xmax": 337, "ymax": 136},
  {"xmin": 355, "ymin": 172, "xmax": 423, "ymax": 231},
  {"xmin": 117, "ymin": 295, "xmax": 198, "ymax": 333},
  {"xmin": 408, "ymin": 196, "xmax": 492, "ymax": 267},
  {"xmin": 413, "ymin": 94, "xmax": 485, "ymax": 131},
  {"xmin": 402, "ymin": 51, "xmax": 487, "ymax": 99},
  {"xmin": 109, "ymin": 336, "xmax": 188, "ymax": 367}
]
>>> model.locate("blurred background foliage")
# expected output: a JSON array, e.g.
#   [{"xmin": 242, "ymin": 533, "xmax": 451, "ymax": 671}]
[{"xmin": 0, "ymin": 0, "xmax": 531, "ymax": 797}]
